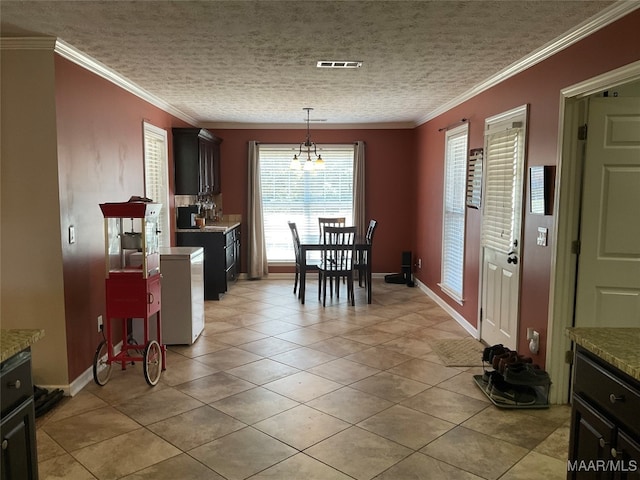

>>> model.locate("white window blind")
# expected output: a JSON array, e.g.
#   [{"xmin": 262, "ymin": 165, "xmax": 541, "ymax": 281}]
[
  {"xmin": 259, "ymin": 144, "xmax": 354, "ymax": 262},
  {"xmin": 481, "ymin": 126, "xmax": 524, "ymax": 253},
  {"xmin": 440, "ymin": 124, "xmax": 468, "ymax": 301},
  {"xmin": 143, "ymin": 122, "xmax": 170, "ymax": 248}
]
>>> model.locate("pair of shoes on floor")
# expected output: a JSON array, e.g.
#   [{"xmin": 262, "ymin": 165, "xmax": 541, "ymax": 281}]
[
  {"xmin": 487, "ymin": 375, "xmax": 537, "ymax": 406},
  {"xmin": 503, "ymin": 363, "xmax": 551, "ymax": 386},
  {"xmin": 496, "ymin": 352, "xmax": 533, "ymax": 374},
  {"xmin": 482, "ymin": 344, "xmax": 507, "ymax": 364},
  {"xmin": 34, "ymin": 385, "xmax": 64, "ymax": 418}
]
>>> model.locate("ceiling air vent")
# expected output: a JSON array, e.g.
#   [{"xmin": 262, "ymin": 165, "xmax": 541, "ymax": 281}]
[{"xmin": 317, "ymin": 61, "xmax": 363, "ymax": 69}]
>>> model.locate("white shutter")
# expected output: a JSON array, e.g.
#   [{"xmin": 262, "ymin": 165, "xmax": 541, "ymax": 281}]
[
  {"xmin": 259, "ymin": 144, "xmax": 354, "ymax": 262},
  {"xmin": 143, "ymin": 122, "xmax": 170, "ymax": 248},
  {"xmin": 440, "ymin": 124, "xmax": 468, "ymax": 301},
  {"xmin": 481, "ymin": 126, "xmax": 524, "ymax": 253}
]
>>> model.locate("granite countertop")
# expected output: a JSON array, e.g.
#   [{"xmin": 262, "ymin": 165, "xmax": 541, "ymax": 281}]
[
  {"xmin": 175, "ymin": 221, "xmax": 240, "ymax": 234},
  {"xmin": 566, "ymin": 327, "xmax": 640, "ymax": 381},
  {"xmin": 0, "ymin": 329, "xmax": 45, "ymax": 363}
]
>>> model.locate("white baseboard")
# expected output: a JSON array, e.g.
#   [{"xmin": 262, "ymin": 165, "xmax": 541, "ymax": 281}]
[{"xmin": 414, "ymin": 278, "xmax": 479, "ymax": 339}]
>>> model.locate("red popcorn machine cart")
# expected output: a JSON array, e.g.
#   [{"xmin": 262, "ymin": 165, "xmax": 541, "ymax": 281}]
[{"xmin": 93, "ymin": 199, "xmax": 166, "ymax": 386}]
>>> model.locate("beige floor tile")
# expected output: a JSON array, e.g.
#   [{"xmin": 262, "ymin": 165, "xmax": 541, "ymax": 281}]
[
  {"xmin": 500, "ymin": 451, "xmax": 568, "ymax": 480},
  {"xmin": 42, "ymin": 406, "xmax": 140, "ymax": 451},
  {"xmin": 401, "ymin": 386, "xmax": 490, "ymax": 424},
  {"xmin": 345, "ymin": 346, "xmax": 413, "ymax": 369},
  {"xmin": 358, "ymin": 404, "xmax": 455, "ymax": 449},
  {"xmin": 250, "ymin": 453, "xmax": 353, "ymax": 479},
  {"xmin": 246, "ymin": 319, "xmax": 300, "ymax": 335},
  {"xmin": 147, "ymin": 405, "xmax": 245, "ymax": 450},
  {"xmin": 211, "ymin": 386, "xmax": 299, "ymax": 424},
  {"xmin": 211, "ymin": 327, "xmax": 269, "ymax": 346},
  {"xmin": 341, "ymin": 327, "xmax": 400, "ymax": 346},
  {"xmin": 351, "ymin": 371, "xmax": 430, "ymax": 403},
  {"xmin": 41, "ymin": 390, "xmax": 107, "ymax": 425},
  {"xmin": 374, "ymin": 452, "xmax": 484, "ymax": 480},
  {"xmin": 308, "ymin": 336, "xmax": 370, "ymax": 356},
  {"xmin": 307, "ymin": 386, "xmax": 394, "ymax": 423},
  {"xmin": 194, "ymin": 346, "xmax": 263, "ymax": 370},
  {"xmin": 380, "ymin": 336, "xmax": 434, "ymax": 357},
  {"xmin": 275, "ymin": 327, "xmax": 335, "ymax": 346},
  {"xmin": 533, "ymin": 423, "xmax": 571, "ymax": 461},
  {"xmin": 387, "ymin": 358, "xmax": 461, "ymax": 385},
  {"xmin": 156, "ymin": 355, "xmax": 218, "ymax": 386},
  {"xmin": 167, "ymin": 336, "xmax": 229, "ymax": 358},
  {"xmin": 461, "ymin": 407, "xmax": 560, "ymax": 449},
  {"xmin": 38, "ymin": 453, "xmax": 97, "ymax": 480},
  {"xmin": 421, "ymin": 426, "xmax": 528, "ymax": 480},
  {"xmin": 237, "ymin": 336, "xmax": 300, "ymax": 356},
  {"xmin": 36, "ymin": 429, "xmax": 66, "ymax": 462},
  {"xmin": 308, "ymin": 358, "xmax": 380, "ymax": 384},
  {"xmin": 84, "ymin": 366, "xmax": 169, "ymax": 405},
  {"xmin": 176, "ymin": 371, "xmax": 255, "ymax": 403},
  {"xmin": 114, "ymin": 387, "xmax": 203, "ymax": 425},
  {"xmin": 263, "ymin": 371, "xmax": 342, "ymax": 402},
  {"xmin": 189, "ymin": 427, "xmax": 296, "ymax": 480},
  {"xmin": 254, "ymin": 404, "xmax": 350, "ymax": 449},
  {"xmin": 225, "ymin": 357, "xmax": 299, "ymax": 384},
  {"xmin": 306, "ymin": 426, "xmax": 412, "ymax": 480},
  {"xmin": 119, "ymin": 453, "xmax": 225, "ymax": 480},
  {"xmin": 270, "ymin": 346, "xmax": 338, "ymax": 369},
  {"xmin": 72, "ymin": 428, "xmax": 180, "ymax": 480},
  {"xmin": 369, "ymin": 319, "xmax": 427, "ymax": 335},
  {"xmin": 436, "ymin": 370, "xmax": 492, "ymax": 402}
]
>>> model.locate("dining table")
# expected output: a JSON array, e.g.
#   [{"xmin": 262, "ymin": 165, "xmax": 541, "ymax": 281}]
[{"xmin": 298, "ymin": 234, "xmax": 373, "ymax": 305}]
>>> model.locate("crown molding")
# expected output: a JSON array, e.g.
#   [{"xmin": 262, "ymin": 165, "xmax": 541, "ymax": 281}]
[
  {"xmin": 53, "ymin": 38, "xmax": 199, "ymax": 126},
  {"xmin": 202, "ymin": 121, "xmax": 414, "ymax": 130},
  {"xmin": 0, "ymin": 36, "xmax": 57, "ymax": 50},
  {"xmin": 416, "ymin": 1, "xmax": 640, "ymax": 126}
]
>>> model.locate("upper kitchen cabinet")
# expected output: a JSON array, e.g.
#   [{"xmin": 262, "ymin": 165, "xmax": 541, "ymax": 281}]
[{"xmin": 173, "ymin": 128, "xmax": 222, "ymax": 195}]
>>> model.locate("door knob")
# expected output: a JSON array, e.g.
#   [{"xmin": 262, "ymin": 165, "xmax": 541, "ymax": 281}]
[{"xmin": 507, "ymin": 255, "xmax": 518, "ymax": 265}]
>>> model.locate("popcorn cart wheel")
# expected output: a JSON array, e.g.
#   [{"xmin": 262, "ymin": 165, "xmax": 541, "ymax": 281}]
[{"xmin": 93, "ymin": 199, "xmax": 166, "ymax": 386}]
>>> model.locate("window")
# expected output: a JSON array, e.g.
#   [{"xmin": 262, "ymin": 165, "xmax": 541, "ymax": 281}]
[
  {"xmin": 259, "ymin": 144, "xmax": 355, "ymax": 262},
  {"xmin": 440, "ymin": 123, "xmax": 468, "ymax": 303},
  {"xmin": 143, "ymin": 122, "xmax": 170, "ymax": 248},
  {"xmin": 481, "ymin": 109, "xmax": 526, "ymax": 253}
]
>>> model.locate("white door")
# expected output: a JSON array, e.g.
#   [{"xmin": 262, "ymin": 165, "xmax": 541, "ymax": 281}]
[
  {"xmin": 480, "ymin": 106, "xmax": 528, "ymax": 349},
  {"xmin": 574, "ymin": 97, "xmax": 640, "ymax": 327}
]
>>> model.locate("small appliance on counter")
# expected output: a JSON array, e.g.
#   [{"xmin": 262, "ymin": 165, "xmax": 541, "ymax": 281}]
[{"xmin": 176, "ymin": 205, "xmax": 199, "ymax": 229}]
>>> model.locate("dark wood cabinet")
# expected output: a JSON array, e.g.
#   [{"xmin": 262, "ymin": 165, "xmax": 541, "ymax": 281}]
[
  {"xmin": 176, "ymin": 225, "xmax": 240, "ymax": 300},
  {"xmin": 173, "ymin": 128, "xmax": 222, "ymax": 195},
  {"xmin": 568, "ymin": 346, "xmax": 640, "ymax": 479},
  {"xmin": 1, "ymin": 349, "xmax": 38, "ymax": 480}
]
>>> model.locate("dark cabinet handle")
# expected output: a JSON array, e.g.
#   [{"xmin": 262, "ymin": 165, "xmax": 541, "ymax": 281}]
[
  {"xmin": 611, "ymin": 447, "xmax": 619, "ymax": 458},
  {"xmin": 8, "ymin": 379, "xmax": 21, "ymax": 389},
  {"xmin": 1, "ymin": 439, "xmax": 7, "ymax": 450},
  {"xmin": 599, "ymin": 438, "xmax": 610, "ymax": 448}
]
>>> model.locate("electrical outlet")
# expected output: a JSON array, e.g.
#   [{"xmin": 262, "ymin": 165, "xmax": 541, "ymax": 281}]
[{"xmin": 97, "ymin": 315, "xmax": 103, "ymax": 332}]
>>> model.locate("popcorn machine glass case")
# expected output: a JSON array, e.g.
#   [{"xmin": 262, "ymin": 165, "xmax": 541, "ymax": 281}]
[{"xmin": 94, "ymin": 201, "xmax": 166, "ymax": 386}]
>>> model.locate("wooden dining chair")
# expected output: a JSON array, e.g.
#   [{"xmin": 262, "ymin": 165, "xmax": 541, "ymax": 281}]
[
  {"xmin": 288, "ymin": 221, "xmax": 319, "ymax": 300},
  {"xmin": 318, "ymin": 217, "xmax": 346, "ymax": 237},
  {"xmin": 318, "ymin": 226, "xmax": 357, "ymax": 306},
  {"xmin": 354, "ymin": 219, "xmax": 378, "ymax": 288}
]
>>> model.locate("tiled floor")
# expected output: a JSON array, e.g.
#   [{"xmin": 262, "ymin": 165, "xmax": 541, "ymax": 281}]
[{"xmin": 36, "ymin": 278, "xmax": 571, "ymax": 480}]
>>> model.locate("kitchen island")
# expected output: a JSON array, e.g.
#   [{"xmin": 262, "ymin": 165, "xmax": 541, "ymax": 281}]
[
  {"xmin": 566, "ymin": 327, "xmax": 640, "ymax": 478},
  {"xmin": 1, "ymin": 328, "xmax": 44, "ymax": 479}
]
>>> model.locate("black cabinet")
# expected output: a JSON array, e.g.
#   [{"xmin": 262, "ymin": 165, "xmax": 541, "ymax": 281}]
[
  {"xmin": 173, "ymin": 128, "xmax": 222, "ymax": 195},
  {"xmin": 568, "ymin": 347, "xmax": 640, "ymax": 479},
  {"xmin": 176, "ymin": 225, "xmax": 240, "ymax": 300},
  {"xmin": 1, "ymin": 350, "xmax": 38, "ymax": 480}
]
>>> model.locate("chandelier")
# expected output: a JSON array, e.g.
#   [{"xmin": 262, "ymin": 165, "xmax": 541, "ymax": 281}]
[{"xmin": 289, "ymin": 107, "xmax": 325, "ymax": 171}]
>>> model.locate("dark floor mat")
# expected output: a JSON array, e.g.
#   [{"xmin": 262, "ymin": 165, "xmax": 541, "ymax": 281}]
[{"xmin": 34, "ymin": 386, "xmax": 64, "ymax": 418}]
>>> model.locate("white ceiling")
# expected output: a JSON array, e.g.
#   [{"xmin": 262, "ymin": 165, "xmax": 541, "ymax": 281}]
[{"xmin": 0, "ymin": 0, "xmax": 629, "ymax": 127}]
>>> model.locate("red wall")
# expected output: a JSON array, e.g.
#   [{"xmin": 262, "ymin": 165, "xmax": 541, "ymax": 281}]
[
  {"xmin": 414, "ymin": 10, "xmax": 640, "ymax": 365},
  {"xmin": 215, "ymin": 128, "xmax": 417, "ymax": 275},
  {"xmin": 54, "ymin": 56, "xmax": 191, "ymax": 380}
]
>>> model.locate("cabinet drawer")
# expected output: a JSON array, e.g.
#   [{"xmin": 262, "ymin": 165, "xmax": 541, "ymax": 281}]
[
  {"xmin": 1, "ymin": 351, "xmax": 33, "ymax": 417},
  {"xmin": 574, "ymin": 350, "xmax": 640, "ymax": 438}
]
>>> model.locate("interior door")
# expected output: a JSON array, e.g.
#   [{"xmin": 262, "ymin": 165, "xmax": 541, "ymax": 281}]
[
  {"xmin": 480, "ymin": 106, "xmax": 528, "ymax": 349},
  {"xmin": 574, "ymin": 97, "xmax": 640, "ymax": 327}
]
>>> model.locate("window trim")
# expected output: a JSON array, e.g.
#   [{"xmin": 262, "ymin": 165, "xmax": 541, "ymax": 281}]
[{"xmin": 439, "ymin": 123, "xmax": 469, "ymax": 304}]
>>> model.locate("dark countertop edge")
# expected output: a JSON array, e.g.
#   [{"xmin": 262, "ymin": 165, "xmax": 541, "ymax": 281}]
[
  {"xmin": 566, "ymin": 327, "xmax": 640, "ymax": 382},
  {"xmin": 175, "ymin": 222, "xmax": 240, "ymax": 234},
  {"xmin": 0, "ymin": 329, "xmax": 45, "ymax": 363}
]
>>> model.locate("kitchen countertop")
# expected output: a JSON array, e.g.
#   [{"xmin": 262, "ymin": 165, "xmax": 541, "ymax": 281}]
[
  {"xmin": 0, "ymin": 329, "xmax": 45, "ymax": 363},
  {"xmin": 175, "ymin": 221, "xmax": 240, "ymax": 234},
  {"xmin": 566, "ymin": 327, "xmax": 640, "ymax": 381}
]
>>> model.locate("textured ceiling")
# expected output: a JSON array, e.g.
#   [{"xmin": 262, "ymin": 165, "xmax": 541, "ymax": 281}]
[{"xmin": 0, "ymin": 0, "xmax": 622, "ymax": 126}]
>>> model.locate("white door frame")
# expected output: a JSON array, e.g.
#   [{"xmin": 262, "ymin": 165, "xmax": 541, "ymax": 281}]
[{"xmin": 546, "ymin": 60, "xmax": 640, "ymax": 404}]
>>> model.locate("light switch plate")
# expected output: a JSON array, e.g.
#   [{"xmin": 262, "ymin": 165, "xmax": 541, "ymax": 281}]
[{"xmin": 69, "ymin": 225, "xmax": 76, "ymax": 244}]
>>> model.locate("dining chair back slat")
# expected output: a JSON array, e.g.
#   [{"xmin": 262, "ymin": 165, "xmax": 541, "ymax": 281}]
[
  {"xmin": 318, "ymin": 225, "xmax": 357, "ymax": 306},
  {"xmin": 318, "ymin": 217, "xmax": 346, "ymax": 237}
]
